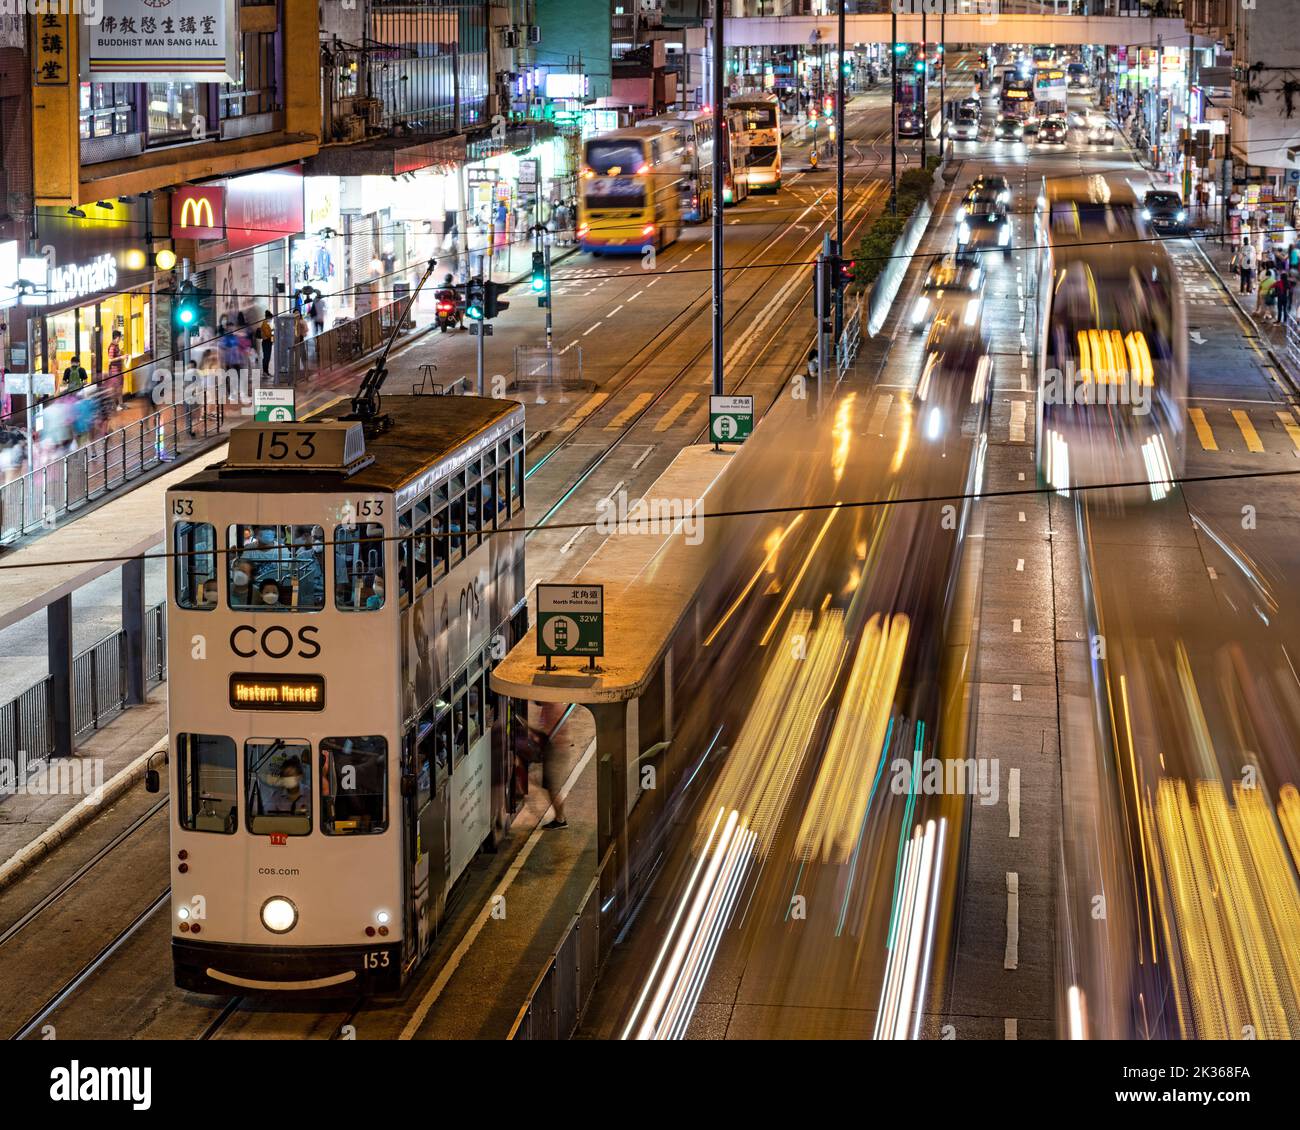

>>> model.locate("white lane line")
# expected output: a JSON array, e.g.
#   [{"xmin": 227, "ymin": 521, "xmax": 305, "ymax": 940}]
[
  {"xmin": 581, "ymin": 321, "xmax": 603, "ymax": 337},
  {"xmin": 1009, "ymin": 768, "xmax": 1021, "ymax": 839},
  {"xmin": 399, "ymin": 736, "xmax": 598, "ymax": 1039},
  {"xmin": 1016, "ymin": 558, "xmax": 1024, "ymax": 572},
  {"xmin": 607, "ymin": 304, "xmax": 624, "ymax": 318},
  {"xmin": 868, "ymin": 392, "xmax": 893, "ymax": 435},
  {"xmin": 1005, "ymin": 872, "xmax": 1020, "ymax": 971},
  {"xmin": 601, "ymin": 480, "xmax": 625, "ymax": 504},
  {"xmin": 1017, "ymin": 472, "xmax": 1025, "ymax": 482},
  {"xmin": 1005, "ymin": 1018, "xmax": 1018, "ymax": 1040},
  {"xmin": 1012, "ymin": 684, "xmax": 1022, "ymax": 702},
  {"xmin": 631, "ymin": 445, "xmax": 655, "ymax": 470},
  {"xmin": 560, "ymin": 525, "xmax": 588, "ymax": 553},
  {"xmin": 1012, "ymin": 618, "xmax": 1022, "ymax": 634},
  {"xmin": 1009, "ymin": 400, "xmax": 1027, "ymax": 442},
  {"xmin": 627, "ymin": 290, "xmax": 644, "ymax": 302},
  {"xmin": 647, "ymin": 277, "xmax": 661, "ymax": 286},
  {"xmin": 559, "ymin": 341, "xmax": 578, "ymax": 355},
  {"xmin": 1018, "ymin": 511, "xmax": 1026, "ymax": 523}
]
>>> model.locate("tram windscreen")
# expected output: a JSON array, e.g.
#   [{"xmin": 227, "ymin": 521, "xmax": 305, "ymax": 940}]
[
  {"xmin": 246, "ymin": 738, "xmax": 313, "ymax": 836},
  {"xmin": 228, "ymin": 524, "xmax": 325, "ymax": 611}
]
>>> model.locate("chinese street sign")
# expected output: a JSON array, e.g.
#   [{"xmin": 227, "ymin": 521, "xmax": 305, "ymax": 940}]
[
  {"xmin": 537, "ymin": 584, "xmax": 604, "ymax": 659},
  {"xmin": 708, "ymin": 395, "xmax": 754, "ymax": 443}
]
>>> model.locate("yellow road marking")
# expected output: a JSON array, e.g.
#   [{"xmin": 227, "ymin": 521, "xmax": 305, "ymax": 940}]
[
  {"xmin": 654, "ymin": 391, "xmax": 699, "ymax": 432},
  {"xmin": 1188, "ymin": 407, "xmax": 1218, "ymax": 452},
  {"xmin": 605, "ymin": 391, "xmax": 652, "ymax": 430},
  {"xmin": 1232, "ymin": 409, "xmax": 1265, "ymax": 452},
  {"xmin": 1278, "ymin": 411, "xmax": 1300, "ymax": 452},
  {"xmin": 555, "ymin": 391, "xmax": 608, "ymax": 433}
]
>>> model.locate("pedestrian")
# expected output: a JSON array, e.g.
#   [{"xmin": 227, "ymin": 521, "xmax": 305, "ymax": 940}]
[
  {"xmin": 293, "ymin": 310, "xmax": 308, "ymax": 373},
  {"xmin": 311, "ymin": 291, "xmax": 326, "ymax": 336},
  {"xmin": 106, "ymin": 329, "xmax": 125, "ymax": 408},
  {"xmin": 1238, "ymin": 239, "xmax": 1257, "ymax": 294},
  {"xmin": 258, "ymin": 310, "xmax": 274, "ymax": 375},
  {"xmin": 1257, "ymin": 268, "xmax": 1276, "ymax": 321},
  {"xmin": 61, "ymin": 354, "xmax": 89, "ymax": 392},
  {"xmin": 1275, "ymin": 269, "xmax": 1292, "ymax": 326}
]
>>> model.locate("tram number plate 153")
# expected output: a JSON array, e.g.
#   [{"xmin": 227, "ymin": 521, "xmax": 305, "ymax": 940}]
[{"xmin": 363, "ymin": 951, "xmax": 391, "ymax": 969}]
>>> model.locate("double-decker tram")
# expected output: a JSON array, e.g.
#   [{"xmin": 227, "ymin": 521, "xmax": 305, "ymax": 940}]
[
  {"xmin": 728, "ymin": 92, "xmax": 782, "ymax": 191},
  {"xmin": 1032, "ymin": 175, "xmax": 1188, "ymax": 502},
  {"xmin": 719, "ymin": 108, "xmax": 751, "ymax": 205},
  {"xmin": 578, "ymin": 124, "xmax": 685, "ymax": 253},
  {"xmin": 163, "ymin": 392, "xmax": 527, "ymax": 993},
  {"xmin": 643, "ymin": 110, "xmax": 714, "ymax": 222}
]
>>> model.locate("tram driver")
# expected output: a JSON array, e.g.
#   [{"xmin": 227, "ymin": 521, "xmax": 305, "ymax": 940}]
[{"xmin": 259, "ymin": 755, "xmax": 310, "ymax": 816}]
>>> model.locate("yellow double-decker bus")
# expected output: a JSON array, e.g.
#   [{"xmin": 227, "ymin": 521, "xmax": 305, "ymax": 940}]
[{"xmin": 578, "ymin": 125, "xmax": 685, "ymax": 254}]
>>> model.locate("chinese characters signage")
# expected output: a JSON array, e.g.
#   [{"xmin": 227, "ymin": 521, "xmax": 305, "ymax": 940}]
[
  {"xmin": 34, "ymin": 14, "xmax": 69, "ymax": 85},
  {"xmin": 84, "ymin": 0, "xmax": 239, "ymax": 83}
]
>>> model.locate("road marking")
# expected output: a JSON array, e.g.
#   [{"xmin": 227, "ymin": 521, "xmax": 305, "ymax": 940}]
[
  {"xmin": 1004, "ymin": 871, "xmax": 1019, "ymax": 970},
  {"xmin": 1016, "ymin": 558, "xmax": 1024, "ymax": 572},
  {"xmin": 1012, "ymin": 618, "xmax": 1022, "ymax": 633},
  {"xmin": 1017, "ymin": 472, "xmax": 1025, "ymax": 481},
  {"xmin": 1005, "ymin": 1018, "xmax": 1018, "ymax": 1040},
  {"xmin": 399, "ymin": 735, "xmax": 598, "ymax": 1039},
  {"xmin": 1018, "ymin": 511, "xmax": 1025, "ymax": 523},
  {"xmin": 1009, "ymin": 768, "xmax": 1021, "ymax": 839},
  {"xmin": 559, "ymin": 341, "xmax": 578, "ymax": 355},
  {"xmin": 556, "ymin": 391, "xmax": 608, "ymax": 433},
  {"xmin": 581, "ymin": 321, "xmax": 603, "ymax": 337},
  {"xmin": 654, "ymin": 391, "xmax": 699, "ymax": 432},
  {"xmin": 607, "ymin": 304, "xmax": 624, "ymax": 318},
  {"xmin": 631, "ymin": 445, "xmax": 655, "ymax": 470},
  {"xmin": 647, "ymin": 277, "xmax": 660, "ymax": 287},
  {"xmin": 606, "ymin": 392, "xmax": 653, "ymax": 430},
  {"xmin": 1277, "ymin": 410, "xmax": 1300, "ymax": 452},
  {"xmin": 627, "ymin": 290, "xmax": 644, "ymax": 302},
  {"xmin": 1012, "ymin": 684, "xmax": 1022, "ymax": 701},
  {"xmin": 1009, "ymin": 400, "xmax": 1027, "ymax": 442},
  {"xmin": 868, "ymin": 392, "xmax": 893, "ymax": 434},
  {"xmin": 1232, "ymin": 409, "xmax": 1265, "ymax": 452},
  {"xmin": 1188, "ymin": 407, "xmax": 1217, "ymax": 451},
  {"xmin": 560, "ymin": 525, "xmax": 588, "ymax": 553}
]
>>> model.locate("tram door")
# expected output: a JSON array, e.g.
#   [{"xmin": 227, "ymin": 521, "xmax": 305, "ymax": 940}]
[{"xmin": 405, "ymin": 715, "xmax": 449, "ymax": 965}]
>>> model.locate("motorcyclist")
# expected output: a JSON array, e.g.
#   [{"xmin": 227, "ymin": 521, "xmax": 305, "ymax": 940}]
[{"xmin": 434, "ymin": 273, "xmax": 463, "ymax": 331}]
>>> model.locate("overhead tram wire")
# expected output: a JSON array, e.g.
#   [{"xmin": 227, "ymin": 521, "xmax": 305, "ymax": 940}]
[{"xmin": 8, "ymin": 467, "xmax": 1300, "ymax": 575}]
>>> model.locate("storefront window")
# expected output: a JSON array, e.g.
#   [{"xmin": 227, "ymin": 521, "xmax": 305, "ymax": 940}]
[
  {"xmin": 80, "ymin": 83, "xmax": 136, "ymax": 139},
  {"xmin": 147, "ymin": 81, "xmax": 207, "ymax": 144},
  {"xmin": 221, "ymin": 30, "xmax": 281, "ymax": 121}
]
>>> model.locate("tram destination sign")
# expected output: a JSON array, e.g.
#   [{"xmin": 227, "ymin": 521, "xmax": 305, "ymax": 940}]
[
  {"xmin": 709, "ymin": 395, "xmax": 754, "ymax": 444},
  {"xmin": 537, "ymin": 584, "xmax": 604, "ymax": 660},
  {"xmin": 230, "ymin": 673, "xmax": 326, "ymax": 712}
]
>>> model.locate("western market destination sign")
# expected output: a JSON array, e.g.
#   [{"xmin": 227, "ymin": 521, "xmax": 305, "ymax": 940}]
[{"xmin": 83, "ymin": 0, "xmax": 240, "ymax": 84}]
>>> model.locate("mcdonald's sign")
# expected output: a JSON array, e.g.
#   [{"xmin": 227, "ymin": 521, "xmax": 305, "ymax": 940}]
[{"xmin": 172, "ymin": 186, "xmax": 226, "ymax": 241}]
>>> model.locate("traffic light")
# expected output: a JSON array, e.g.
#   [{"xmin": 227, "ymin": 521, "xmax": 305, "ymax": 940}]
[
  {"xmin": 173, "ymin": 282, "xmax": 200, "ymax": 332},
  {"xmin": 530, "ymin": 250, "xmax": 546, "ymax": 294},
  {"xmin": 914, "ymin": 60, "xmax": 926, "ymax": 75},
  {"xmin": 823, "ymin": 96, "xmax": 833, "ymax": 116},
  {"xmin": 836, "ymin": 257, "xmax": 855, "ymax": 287},
  {"xmin": 894, "ymin": 43, "xmax": 908, "ymax": 56},
  {"xmin": 484, "ymin": 280, "xmax": 510, "ymax": 319},
  {"xmin": 465, "ymin": 278, "xmax": 485, "ymax": 321}
]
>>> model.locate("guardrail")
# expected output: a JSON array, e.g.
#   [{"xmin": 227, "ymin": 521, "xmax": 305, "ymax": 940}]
[
  {"xmin": 1, "ymin": 599, "xmax": 166, "ymax": 777},
  {"xmin": 0, "ymin": 402, "xmax": 226, "ymax": 547}
]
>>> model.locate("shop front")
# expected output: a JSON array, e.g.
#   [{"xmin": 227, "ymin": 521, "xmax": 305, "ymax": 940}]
[{"xmin": 32, "ymin": 202, "xmax": 156, "ymax": 396}]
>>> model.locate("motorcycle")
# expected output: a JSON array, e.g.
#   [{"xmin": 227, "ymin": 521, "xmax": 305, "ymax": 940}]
[{"xmin": 434, "ymin": 287, "xmax": 463, "ymax": 332}]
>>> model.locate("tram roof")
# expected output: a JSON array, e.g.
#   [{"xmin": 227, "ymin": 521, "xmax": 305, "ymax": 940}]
[{"xmin": 175, "ymin": 394, "xmax": 523, "ymax": 496}]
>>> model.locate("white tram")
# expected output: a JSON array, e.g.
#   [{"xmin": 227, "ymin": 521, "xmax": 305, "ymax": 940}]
[{"xmin": 159, "ymin": 395, "xmax": 527, "ymax": 994}]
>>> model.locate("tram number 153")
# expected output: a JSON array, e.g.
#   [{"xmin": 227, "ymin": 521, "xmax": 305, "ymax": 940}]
[{"xmin": 363, "ymin": 951, "xmax": 391, "ymax": 970}]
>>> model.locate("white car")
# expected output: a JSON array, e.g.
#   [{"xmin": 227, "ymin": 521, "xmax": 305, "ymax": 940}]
[{"xmin": 1086, "ymin": 116, "xmax": 1115, "ymax": 145}]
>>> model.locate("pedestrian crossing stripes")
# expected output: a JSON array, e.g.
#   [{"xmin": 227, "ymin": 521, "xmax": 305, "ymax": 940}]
[
  {"xmin": 1188, "ymin": 405, "xmax": 1300, "ymax": 455},
  {"xmin": 605, "ymin": 392, "xmax": 652, "ymax": 430},
  {"xmin": 654, "ymin": 392, "xmax": 699, "ymax": 432},
  {"xmin": 555, "ymin": 392, "xmax": 608, "ymax": 434}
]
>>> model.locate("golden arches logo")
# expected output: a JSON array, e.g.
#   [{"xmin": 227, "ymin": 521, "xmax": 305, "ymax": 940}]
[{"xmin": 179, "ymin": 196, "xmax": 217, "ymax": 230}]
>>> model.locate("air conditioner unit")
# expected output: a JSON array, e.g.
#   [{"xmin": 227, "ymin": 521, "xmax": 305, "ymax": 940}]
[
  {"xmin": 337, "ymin": 114, "xmax": 366, "ymax": 143},
  {"xmin": 502, "ymin": 28, "xmax": 517, "ymax": 48},
  {"xmin": 528, "ymin": 25, "xmax": 540, "ymax": 44},
  {"xmin": 355, "ymin": 97, "xmax": 383, "ymax": 128}
]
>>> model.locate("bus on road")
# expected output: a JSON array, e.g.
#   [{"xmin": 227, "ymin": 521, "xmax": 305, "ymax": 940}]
[
  {"xmin": 728, "ymin": 93, "xmax": 782, "ymax": 191},
  {"xmin": 578, "ymin": 125, "xmax": 686, "ymax": 254},
  {"xmin": 642, "ymin": 110, "xmax": 715, "ymax": 223}
]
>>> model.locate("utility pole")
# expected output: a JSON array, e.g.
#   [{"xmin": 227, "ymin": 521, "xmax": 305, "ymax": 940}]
[
  {"xmin": 711, "ymin": 0, "xmax": 724, "ymax": 397},
  {"xmin": 939, "ymin": 10, "xmax": 945, "ymax": 143},
  {"xmin": 921, "ymin": 10, "xmax": 928, "ymax": 167},
  {"xmin": 890, "ymin": 8, "xmax": 897, "ymax": 214},
  {"xmin": 1154, "ymin": 34, "xmax": 1163, "ymax": 176},
  {"xmin": 835, "ymin": 0, "xmax": 846, "ymax": 343}
]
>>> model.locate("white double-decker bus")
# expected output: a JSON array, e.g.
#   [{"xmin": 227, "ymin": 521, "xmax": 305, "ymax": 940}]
[{"xmin": 728, "ymin": 92, "xmax": 782, "ymax": 191}]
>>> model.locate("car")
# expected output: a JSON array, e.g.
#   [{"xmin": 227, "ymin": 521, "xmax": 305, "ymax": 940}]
[
  {"xmin": 1142, "ymin": 189, "xmax": 1189, "ymax": 235},
  {"xmin": 1086, "ymin": 115, "xmax": 1115, "ymax": 144},
  {"xmin": 1021, "ymin": 111, "xmax": 1041, "ymax": 135},
  {"xmin": 963, "ymin": 174, "xmax": 1012, "ymax": 208},
  {"xmin": 1038, "ymin": 116, "xmax": 1068, "ymax": 144},
  {"xmin": 994, "ymin": 114, "xmax": 1025, "ymax": 142},
  {"xmin": 909, "ymin": 257, "xmax": 987, "ymax": 333},
  {"xmin": 949, "ymin": 109, "xmax": 980, "ymax": 141},
  {"xmin": 956, "ymin": 203, "xmax": 1014, "ymax": 262},
  {"xmin": 897, "ymin": 109, "xmax": 924, "ymax": 138},
  {"xmin": 961, "ymin": 95, "xmax": 983, "ymax": 114}
]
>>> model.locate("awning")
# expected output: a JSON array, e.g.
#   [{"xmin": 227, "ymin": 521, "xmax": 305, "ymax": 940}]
[{"xmin": 305, "ymin": 135, "xmax": 468, "ymax": 178}]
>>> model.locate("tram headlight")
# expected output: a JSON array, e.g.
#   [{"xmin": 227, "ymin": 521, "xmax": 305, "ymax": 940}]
[
  {"xmin": 261, "ymin": 896, "xmax": 298, "ymax": 934},
  {"xmin": 177, "ymin": 905, "xmax": 191, "ymax": 921},
  {"xmin": 376, "ymin": 910, "xmax": 391, "ymax": 926}
]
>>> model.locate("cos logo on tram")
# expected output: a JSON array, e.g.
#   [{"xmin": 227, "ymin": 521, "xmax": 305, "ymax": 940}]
[{"xmin": 229, "ymin": 624, "xmax": 321, "ymax": 660}]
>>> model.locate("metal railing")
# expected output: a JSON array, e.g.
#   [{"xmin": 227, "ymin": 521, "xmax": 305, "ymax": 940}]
[
  {"xmin": 291, "ymin": 300, "xmax": 409, "ymax": 378},
  {"xmin": 512, "ymin": 346, "xmax": 586, "ymax": 393},
  {"xmin": 509, "ymin": 847, "xmax": 612, "ymax": 1040},
  {"xmin": 1, "ymin": 599, "xmax": 166, "ymax": 777},
  {"xmin": 0, "ymin": 402, "xmax": 226, "ymax": 547}
]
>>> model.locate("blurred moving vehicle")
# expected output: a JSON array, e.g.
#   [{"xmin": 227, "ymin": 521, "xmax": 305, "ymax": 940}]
[
  {"xmin": 897, "ymin": 107, "xmax": 924, "ymax": 137},
  {"xmin": 729, "ymin": 93, "xmax": 783, "ymax": 191},
  {"xmin": 1066, "ymin": 60, "xmax": 1093, "ymax": 92},
  {"xmin": 961, "ymin": 173, "xmax": 1012, "ymax": 208},
  {"xmin": 578, "ymin": 125, "xmax": 684, "ymax": 253},
  {"xmin": 949, "ymin": 105, "xmax": 981, "ymax": 141},
  {"xmin": 956, "ymin": 200, "xmax": 1013, "ymax": 263},
  {"xmin": 1032, "ymin": 175, "xmax": 1188, "ymax": 501},
  {"xmin": 1142, "ymin": 189, "xmax": 1189, "ymax": 236},
  {"xmin": 1038, "ymin": 116, "xmax": 1069, "ymax": 145},
  {"xmin": 1085, "ymin": 114, "xmax": 1116, "ymax": 145},
  {"xmin": 910, "ymin": 256, "xmax": 986, "ymax": 334},
  {"xmin": 994, "ymin": 114, "xmax": 1025, "ymax": 142}
]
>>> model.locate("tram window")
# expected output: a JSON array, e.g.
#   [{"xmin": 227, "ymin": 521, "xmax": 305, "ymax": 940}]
[
  {"xmin": 414, "ymin": 499, "xmax": 432, "ymax": 591},
  {"xmin": 174, "ymin": 522, "xmax": 217, "ymax": 610},
  {"xmin": 320, "ymin": 736, "xmax": 388, "ymax": 836},
  {"xmin": 449, "ymin": 494, "xmax": 466, "ymax": 565},
  {"xmin": 432, "ymin": 508, "xmax": 449, "ymax": 575},
  {"xmin": 227, "ymin": 525, "xmax": 324, "ymax": 611},
  {"xmin": 398, "ymin": 511, "xmax": 412, "ymax": 603},
  {"xmin": 335, "ymin": 523, "xmax": 386, "ymax": 610},
  {"xmin": 246, "ymin": 739, "xmax": 312, "ymax": 836},
  {"xmin": 480, "ymin": 472, "xmax": 496, "ymax": 532},
  {"xmin": 177, "ymin": 733, "xmax": 237, "ymax": 835},
  {"xmin": 415, "ymin": 711, "xmax": 434, "ymax": 805},
  {"xmin": 435, "ymin": 707, "xmax": 452, "ymax": 780},
  {"xmin": 466, "ymin": 479, "xmax": 482, "ymax": 549},
  {"xmin": 511, "ymin": 450, "xmax": 524, "ymax": 513},
  {"xmin": 467, "ymin": 663, "xmax": 484, "ymax": 745},
  {"xmin": 451, "ymin": 672, "xmax": 469, "ymax": 767},
  {"xmin": 496, "ymin": 458, "xmax": 509, "ymax": 518}
]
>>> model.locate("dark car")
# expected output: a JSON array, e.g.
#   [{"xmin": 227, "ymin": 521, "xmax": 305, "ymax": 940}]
[
  {"xmin": 963, "ymin": 174, "xmax": 1012, "ymax": 208},
  {"xmin": 1038, "ymin": 116, "xmax": 1069, "ymax": 144},
  {"xmin": 994, "ymin": 114, "xmax": 1025, "ymax": 142},
  {"xmin": 1142, "ymin": 190, "xmax": 1189, "ymax": 235},
  {"xmin": 956, "ymin": 202, "xmax": 1014, "ymax": 262},
  {"xmin": 897, "ymin": 109, "xmax": 924, "ymax": 138}
]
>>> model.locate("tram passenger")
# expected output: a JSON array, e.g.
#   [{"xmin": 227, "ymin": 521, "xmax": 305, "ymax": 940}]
[
  {"xmin": 244, "ymin": 526, "xmax": 287, "ymax": 585},
  {"xmin": 290, "ymin": 526, "xmax": 324, "ymax": 608},
  {"xmin": 258, "ymin": 579, "xmax": 282, "ymax": 607},
  {"xmin": 229, "ymin": 558, "xmax": 257, "ymax": 606},
  {"xmin": 261, "ymin": 756, "xmax": 310, "ymax": 815},
  {"xmin": 365, "ymin": 574, "xmax": 385, "ymax": 609},
  {"xmin": 198, "ymin": 578, "xmax": 218, "ymax": 609}
]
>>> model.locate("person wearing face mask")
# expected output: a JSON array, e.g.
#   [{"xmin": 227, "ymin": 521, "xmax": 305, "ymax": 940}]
[
  {"xmin": 244, "ymin": 526, "xmax": 286, "ymax": 586},
  {"xmin": 289, "ymin": 526, "xmax": 324, "ymax": 608},
  {"xmin": 365, "ymin": 574, "xmax": 385, "ymax": 609},
  {"xmin": 229, "ymin": 559, "xmax": 256, "ymax": 607},
  {"xmin": 258, "ymin": 579, "xmax": 282, "ymax": 607},
  {"xmin": 263, "ymin": 755, "xmax": 310, "ymax": 816}
]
